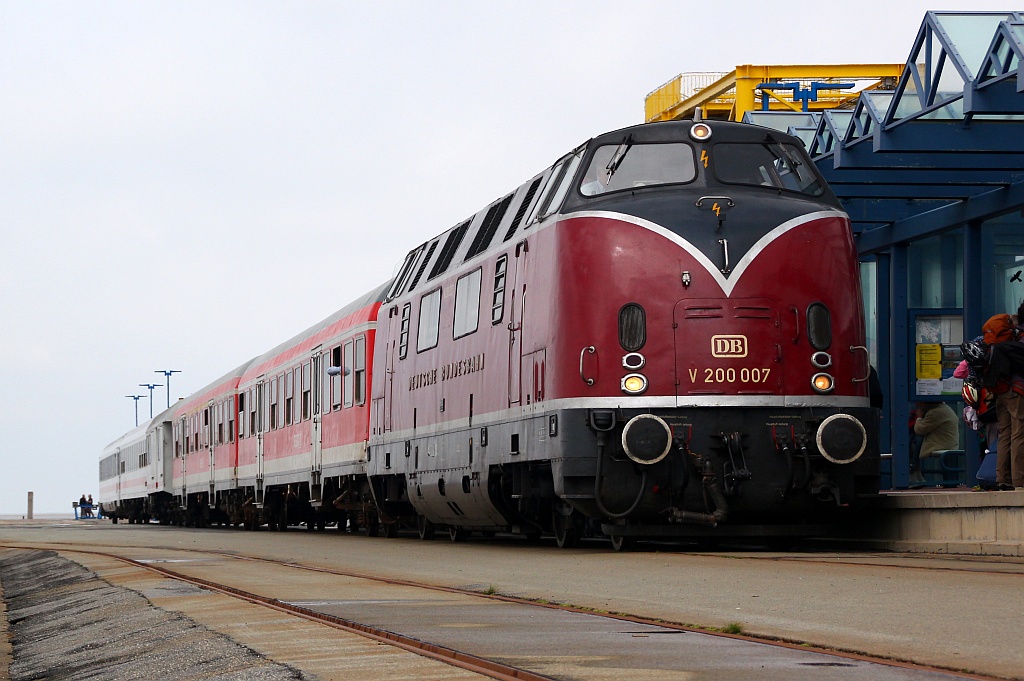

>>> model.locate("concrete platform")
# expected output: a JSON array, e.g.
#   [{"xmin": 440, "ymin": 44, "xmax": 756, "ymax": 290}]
[{"xmin": 855, "ymin": 489, "xmax": 1024, "ymax": 556}]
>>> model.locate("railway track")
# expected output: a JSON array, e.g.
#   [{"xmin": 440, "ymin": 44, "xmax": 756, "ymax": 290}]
[{"xmin": 1, "ymin": 535, "xmax": 1007, "ymax": 681}]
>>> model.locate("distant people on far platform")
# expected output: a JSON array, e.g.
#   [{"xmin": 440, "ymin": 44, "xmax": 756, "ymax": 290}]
[{"xmin": 909, "ymin": 400, "xmax": 960, "ymax": 487}]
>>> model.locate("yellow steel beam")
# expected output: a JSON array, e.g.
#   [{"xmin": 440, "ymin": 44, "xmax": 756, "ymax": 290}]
[{"xmin": 645, "ymin": 64, "xmax": 904, "ymax": 123}]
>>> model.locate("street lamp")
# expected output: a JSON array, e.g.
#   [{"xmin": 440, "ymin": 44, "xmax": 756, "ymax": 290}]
[
  {"xmin": 155, "ymin": 369, "xmax": 182, "ymax": 408},
  {"xmin": 139, "ymin": 383, "xmax": 162, "ymax": 418},
  {"xmin": 125, "ymin": 395, "xmax": 145, "ymax": 427}
]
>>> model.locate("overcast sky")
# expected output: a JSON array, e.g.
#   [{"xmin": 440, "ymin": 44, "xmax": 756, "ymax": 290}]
[{"xmin": 0, "ymin": 1, "xmax": 1010, "ymax": 514}]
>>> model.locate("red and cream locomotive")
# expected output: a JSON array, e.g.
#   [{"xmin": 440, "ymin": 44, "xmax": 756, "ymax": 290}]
[{"xmin": 101, "ymin": 117, "xmax": 879, "ymax": 548}]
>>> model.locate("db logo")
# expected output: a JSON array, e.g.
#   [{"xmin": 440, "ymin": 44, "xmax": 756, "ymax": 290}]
[{"xmin": 712, "ymin": 335, "xmax": 747, "ymax": 357}]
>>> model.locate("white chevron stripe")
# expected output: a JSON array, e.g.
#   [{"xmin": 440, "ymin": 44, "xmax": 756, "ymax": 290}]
[{"xmin": 563, "ymin": 209, "xmax": 848, "ymax": 297}]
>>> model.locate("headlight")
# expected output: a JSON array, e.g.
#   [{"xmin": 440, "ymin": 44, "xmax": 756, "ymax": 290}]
[
  {"xmin": 621, "ymin": 373, "xmax": 649, "ymax": 395},
  {"xmin": 690, "ymin": 123, "xmax": 712, "ymax": 141},
  {"xmin": 811, "ymin": 373, "xmax": 834, "ymax": 394}
]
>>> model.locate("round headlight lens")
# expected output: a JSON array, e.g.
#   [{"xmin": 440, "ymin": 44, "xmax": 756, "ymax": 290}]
[
  {"xmin": 621, "ymin": 373, "xmax": 649, "ymax": 395},
  {"xmin": 690, "ymin": 123, "xmax": 712, "ymax": 141},
  {"xmin": 812, "ymin": 373, "xmax": 834, "ymax": 394}
]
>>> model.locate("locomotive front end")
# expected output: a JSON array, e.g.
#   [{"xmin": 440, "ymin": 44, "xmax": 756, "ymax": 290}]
[{"xmin": 551, "ymin": 118, "xmax": 879, "ymax": 546}]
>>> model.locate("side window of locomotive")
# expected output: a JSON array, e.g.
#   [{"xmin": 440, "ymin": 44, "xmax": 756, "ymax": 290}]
[
  {"xmin": 417, "ymin": 288, "xmax": 442, "ymax": 352},
  {"xmin": 711, "ymin": 142, "xmax": 824, "ymax": 196},
  {"xmin": 399, "ymin": 303, "xmax": 412, "ymax": 359},
  {"xmin": 454, "ymin": 268, "xmax": 482, "ymax": 339},
  {"xmin": 579, "ymin": 142, "xmax": 696, "ymax": 196},
  {"xmin": 417, "ymin": 286, "xmax": 442, "ymax": 350},
  {"xmin": 526, "ymin": 147, "xmax": 584, "ymax": 225},
  {"xmin": 492, "ymin": 256, "xmax": 507, "ymax": 324}
]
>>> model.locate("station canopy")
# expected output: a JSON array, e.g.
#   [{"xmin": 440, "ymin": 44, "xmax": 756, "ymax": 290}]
[{"xmin": 739, "ymin": 11, "xmax": 1024, "ymax": 253}]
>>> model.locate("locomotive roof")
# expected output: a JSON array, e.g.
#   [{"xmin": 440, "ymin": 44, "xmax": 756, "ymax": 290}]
[{"xmin": 591, "ymin": 118, "xmax": 808, "ymax": 146}]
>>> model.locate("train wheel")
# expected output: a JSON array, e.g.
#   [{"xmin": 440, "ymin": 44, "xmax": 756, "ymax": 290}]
[
  {"xmin": 417, "ymin": 516, "xmax": 434, "ymax": 540},
  {"xmin": 383, "ymin": 522, "xmax": 399, "ymax": 539},
  {"xmin": 553, "ymin": 510, "xmax": 581, "ymax": 549},
  {"xmin": 448, "ymin": 525, "xmax": 465, "ymax": 542},
  {"xmin": 609, "ymin": 534, "xmax": 636, "ymax": 552}
]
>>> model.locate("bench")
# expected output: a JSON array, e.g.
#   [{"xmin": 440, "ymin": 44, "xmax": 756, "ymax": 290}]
[
  {"xmin": 920, "ymin": 449, "xmax": 966, "ymax": 487},
  {"xmin": 73, "ymin": 502, "xmax": 101, "ymax": 519}
]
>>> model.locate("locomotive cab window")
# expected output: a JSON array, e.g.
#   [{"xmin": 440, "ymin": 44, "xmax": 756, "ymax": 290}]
[
  {"xmin": 579, "ymin": 142, "xmax": 696, "ymax": 196},
  {"xmin": 711, "ymin": 141, "xmax": 824, "ymax": 196}
]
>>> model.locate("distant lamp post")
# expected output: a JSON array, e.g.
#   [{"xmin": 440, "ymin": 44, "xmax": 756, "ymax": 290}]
[
  {"xmin": 139, "ymin": 383, "xmax": 162, "ymax": 418},
  {"xmin": 125, "ymin": 394, "xmax": 145, "ymax": 427},
  {"xmin": 155, "ymin": 369, "xmax": 182, "ymax": 408}
]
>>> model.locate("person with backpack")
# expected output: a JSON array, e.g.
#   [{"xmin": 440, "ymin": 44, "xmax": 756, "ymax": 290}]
[{"xmin": 979, "ymin": 311, "xmax": 1024, "ymax": 490}]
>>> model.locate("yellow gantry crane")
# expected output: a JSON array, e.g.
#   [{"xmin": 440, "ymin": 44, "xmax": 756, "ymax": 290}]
[{"xmin": 645, "ymin": 64, "xmax": 904, "ymax": 123}]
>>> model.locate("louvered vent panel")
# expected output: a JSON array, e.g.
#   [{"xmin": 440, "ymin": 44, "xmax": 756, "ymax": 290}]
[
  {"xmin": 504, "ymin": 178, "xmax": 543, "ymax": 242},
  {"xmin": 465, "ymin": 193, "xmax": 513, "ymax": 261},
  {"xmin": 406, "ymin": 241, "xmax": 438, "ymax": 294},
  {"xmin": 618, "ymin": 303, "xmax": 647, "ymax": 351},
  {"xmin": 428, "ymin": 220, "xmax": 471, "ymax": 280}
]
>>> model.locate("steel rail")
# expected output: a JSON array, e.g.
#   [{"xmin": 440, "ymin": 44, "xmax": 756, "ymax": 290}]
[
  {"xmin": 0, "ymin": 544, "xmax": 554, "ymax": 681},
  {"xmin": 2, "ymin": 540, "xmax": 1005, "ymax": 680}
]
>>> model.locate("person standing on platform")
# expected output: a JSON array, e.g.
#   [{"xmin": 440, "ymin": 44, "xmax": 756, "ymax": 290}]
[{"xmin": 979, "ymin": 311, "xmax": 1024, "ymax": 490}]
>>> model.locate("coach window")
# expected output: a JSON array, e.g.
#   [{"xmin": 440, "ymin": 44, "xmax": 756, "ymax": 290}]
[
  {"xmin": 491, "ymin": 256, "xmax": 507, "ymax": 324},
  {"xmin": 454, "ymin": 268, "xmax": 482, "ymax": 339},
  {"xmin": 215, "ymin": 402, "xmax": 223, "ymax": 445},
  {"xmin": 238, "ymin": 392, "xmax": 246, "ymax": 438},
  {"xmin": 354, "ymin": 336, "xmax": 366, "ymax": 405},
  {"xmin": 267, "ymin": 378, "xmax": 276, "ymax": 430},
  {"xmin": 227, "ymin": 398, "xmax": 235, "ymax": 442},
  {"xmin": 399, "ymin": 303, "xmax": 412, "ymax": 359},
  {"xmin": 417, "ymin": 288, "xmax": 442, "ymax": 352},
  {"xmin": 292, "ymin": 367, "xmax": 301, "ymax": 423},
  {"xmin": 331, "ymin": 346, "xmax": 343, "ymax": 410},
  {"xmin": 250, "ymin": 388, "xmax": 258, "ymax": 435},
  {"xmin": 302, "ymin": 362, "xmax": 311, "ymax": 420},
  {"xmin": 285, "ymin": 371, "xmax": 294, "ymax": 426},
  {"xmin": 343, "ymin": 340, "xmax": 355, "ymax": 408}
]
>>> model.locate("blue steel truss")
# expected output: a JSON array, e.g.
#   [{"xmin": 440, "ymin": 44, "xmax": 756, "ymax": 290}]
[{"xmin": 804, "ymin": 11, "xmax": 1024, "ymax": 247}]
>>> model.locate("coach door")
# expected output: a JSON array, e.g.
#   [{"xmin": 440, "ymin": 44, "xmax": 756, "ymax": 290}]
[
  {"xmin": 310, "ymin": 351, "xmax": 323, "ymax": 481},
  {"xmin": 508, "ymin": 239, "xmax": 529, "ymax": 406},
  {"xmin": 206, "ymin": 401, "xmax": 216, "ymax": 504},
  {"xmin": 255, "ymin": 379, "xmax": 266, "ymax": 504},
  {"xmin": 673, "ymin": 297, "xmax": 784, "ymax": 404}
]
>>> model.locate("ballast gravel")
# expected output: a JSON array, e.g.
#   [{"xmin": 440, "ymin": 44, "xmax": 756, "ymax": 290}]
[{"xmin": 0, "ymin": 550, "xmax": 307, "ymax": 680}]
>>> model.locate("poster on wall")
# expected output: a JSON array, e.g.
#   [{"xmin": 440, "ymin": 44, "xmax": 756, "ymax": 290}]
[{"xmin": 913, "ymin": 314, "xmax": 964, "ymax": 398}]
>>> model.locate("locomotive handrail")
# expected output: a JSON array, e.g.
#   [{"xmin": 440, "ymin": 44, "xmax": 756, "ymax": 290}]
[
  {"xmin": 790, "ymin": 306, "xmax": 800, "ymax": 344},
  {"xmin": 850, "ymin": 346, "xmax": 870, "ymax": 382},
  {"xmin": 694, "ymin": 196, "xmax": 735, "ymax": 208},
  {"xmin": 579, "ymin": 346, "xmax": 596, "ymax": 386}
]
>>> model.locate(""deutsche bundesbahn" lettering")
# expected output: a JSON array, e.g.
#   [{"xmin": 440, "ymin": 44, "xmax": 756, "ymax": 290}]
[{"xmin": 408, "ymin": 353, "xmax": 486, "ymax": 391}]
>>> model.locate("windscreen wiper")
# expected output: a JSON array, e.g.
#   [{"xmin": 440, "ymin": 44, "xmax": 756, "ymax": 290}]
[{"xmin": 604, "ymin": 134, "xmax": 634, "ymax": 182}]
